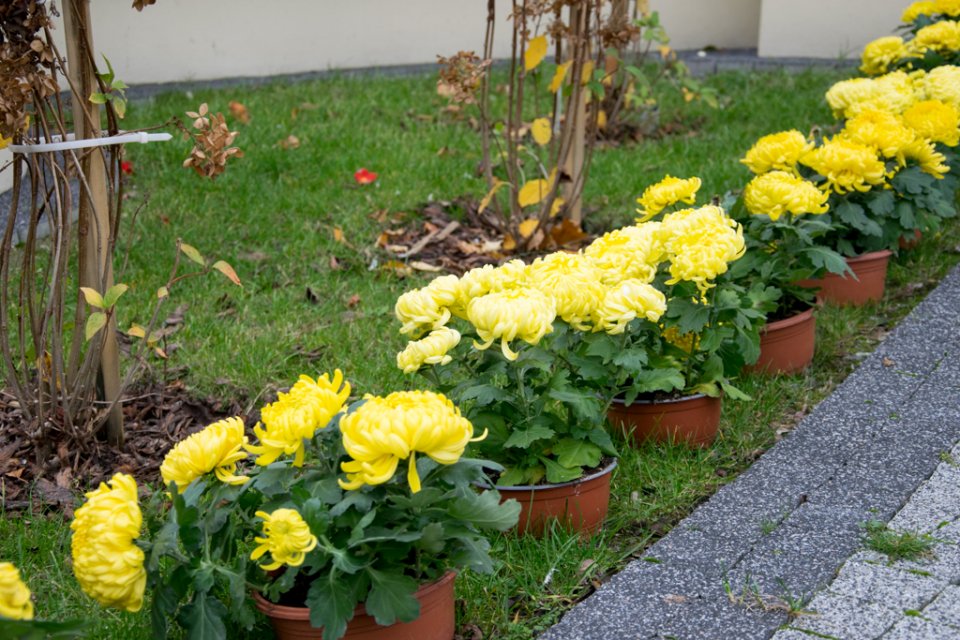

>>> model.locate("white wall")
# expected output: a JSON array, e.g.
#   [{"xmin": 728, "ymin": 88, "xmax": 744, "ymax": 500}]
[
  {"xmin": 653, "ymin": 0, "xmax": 761, "ymax": 51},
  {"xmin": 0, "ymin": 150, "xmax": 11, "ymax": 194},
  {"xmin": 758, "ymin": 0, "xmax": 904, "ymax": 58}
]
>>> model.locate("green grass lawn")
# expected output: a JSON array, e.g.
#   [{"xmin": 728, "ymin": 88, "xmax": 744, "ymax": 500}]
[{"xmin": 3, "ymin": 66, "xmax": 960, "ymax": 638}]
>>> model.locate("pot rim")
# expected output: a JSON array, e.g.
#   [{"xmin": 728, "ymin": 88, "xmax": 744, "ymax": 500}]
[
  {"xmin": 846, "ymin": 249, "xmax": 893, "ymax": 263},
  {"xmin": 252, "ymin": 569, "xmax": 456, "ymax": 620},
  {"xmin": 762, "ymin": 305, "xmax": 815, "ymax": 333},
  {"xmin": 492, "ymin": 457, "xmax": 618, "ymax": 492},
  {"xmin": 610, "ymin": 392, "xmax": 714, "ymax": 407}
]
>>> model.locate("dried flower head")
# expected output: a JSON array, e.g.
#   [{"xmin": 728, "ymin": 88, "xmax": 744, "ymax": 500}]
[
  {"xmin": 437, "ymin": 51, "xmax": 492, "ymax": 104},
  {"xmin": 182, "ymin": 103, "xmax": 243, "ymax": 180}
]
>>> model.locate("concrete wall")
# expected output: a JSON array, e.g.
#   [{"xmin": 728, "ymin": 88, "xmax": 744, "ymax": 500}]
[
  {"xmin": 654, "ymin": 0, "xmax": 761, "ymax": 52},
  {"xmin": 0, "ymin": 150, "xmax": 11, "ymax": 194},
  {"xmin": 758, "ymin": 0, "xmax": 903, "ymax": 59}
]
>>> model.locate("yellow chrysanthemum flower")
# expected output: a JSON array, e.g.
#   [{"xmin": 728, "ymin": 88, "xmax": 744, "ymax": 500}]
[
  {"xmin": 826, "ymin": 72, "xmax": 917, "ymax": 119},
  {"xmin": 860, "ymin": 36, "xmax": 909, "ymax": 76},
  {"xmin": 338, "ymin": 390, "xmax": 483, "ymax": 493},
  {"xmin": 662, "ymin": 326, "xmax": 698, "ymax": 353},
  {"xmin": 246, "ymin": 371, "xmax": 351, "ymax": 467},
  {"xmin": 592, "ymin": 279, "xmax": 667, "ymax": 335},
  {"xmin": 902, "ymin": 99, "xmax": 960, "ymax": 146},
  {"xmin": 395, "ymin": 287, "xmax": 452, "ymax": 337},
  {"xmin": 936, "ymin": 0, "xmax": 960, "ymax": 16},
  {"xmin": 635, "ymin": 175, "xmax": 702, "ymax": 220},
  {"xmin": 911, "ymin": 19, "xmax": 960, "ymax": 55},
  {"xmin": 159, "ymin": 417, "xmax": 249, "ymax": 492},
  {"xmin": 0, "ymin": 136, "xmax": 10, "ymax": 151},
  {"xmin": 451, "ymin": 260, "xmax": 529, "ymax": 317},
  {"xmin": 466, "ymin": 287, "xmax": 556, "ymax": 360},
  {"xmin": 800, "ymin": 138, "xmax": 888, "ymax": 194},
  {"xmin": 902, "ymin": 1, "xmax": 937, "ymax": 22},
  {"xmin": 660, "ymin": 205, "xmax": 745, "ymax": 293},
  {"xmin": 250, "ymin": 508, "xmax": 318, "ymax": 571},
  {"xmin": 899, "ymin": 137, "xmax": 950, "ymax": 178},
  {"xmin": 918, "ymin": 65, "xmax": 960, "ymax": 109},
  {"xmin": 396, "ymin": 326, "xmax": 461, "ymax": 373},
  {"xmin": 70, "ymin": 473, "xmax": 145, "ymax": 613},
  {"xmin": 584, "ymin": 223, "xmax": 664, "ymax": 285},
  {"xmin": 0, "ymin": 562, "xmax": 33, "ymax": 621},
  {"xmin": 841, "ymin": 109, "xmax": 916, "ymax": 159},
  {"xmin": 527, "ymin": 251, "xmax": 607, "ymax": 329},
  {"xmin": 743, "ymin": 171, "xmax": 829, "ymax": 221},
  {"xmin": 740, "ymin": 130, "xmax": 812, "ymax": 175}
]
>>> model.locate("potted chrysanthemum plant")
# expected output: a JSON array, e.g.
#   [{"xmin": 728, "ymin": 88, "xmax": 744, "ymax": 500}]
[
  {"xmin": 595, "ymin": 176, "xmax": 765, "ymax": 446},
  {"xmin": 68, "ymin": 370, "xmax": 518, "ymax": 640},
  {"xmin": 730, "ymin": 132, "xmax": 850, "ymax": 372}
]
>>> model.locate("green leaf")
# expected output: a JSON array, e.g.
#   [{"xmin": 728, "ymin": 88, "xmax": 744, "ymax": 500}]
[
  {"xmin": 112, "ymin": 96, "xmax": 127, "ymax": 119},
  {"xmin": 79, "ymin": 287, "xmax": 104, "ymax": 308},
  {"xmin": 896, "ymin": 200, "xmax": 917, "ymax": 229},
  {"xmin": 587, "ymin": 427, "xmax": 618, "ymax": 456},
  {"xmin": 548, "ymin": 386, "xmax": 603, "ymax": 421},
  {"xmin": 458, "ymin": 383, "xmax": 506, "ymax": 407},
  {"xmin": 612, "ymin": 348, "xmax": 648, "ymax": 374},
  {"xmin": 866, "ymin": 190, "xmax": 895, "ymax": 216},
  {"xmin": 84, "ymin": 312, "xmax": 107, "ymax": 341},
  {"xmin": 365, "ymin": 568, "xmax": 420, "ymax": 626},
  {"xmin": 150, "ymin": 583, "xmax": 178, "ymax": 639},
  {"xmin": 194, "ymin": 564, "xmax": 215, "ymax": 593},
  {"xmin": 418, "ymin": 522, "xmax": 446, "ymax": 554},
  {"xmin": 449, "ymin": 489, "xmax": 521, "ymax": 531},
  {"xmin": 102, "ymin": 283, "xmax": 129, "ymax": 308},
  {"xmin": 835, "ymin": 200, "xmax": 882, "ymax": 237},
  {"xmin": 181, "ymin": 592, "xmax": 228, "ymax": 640},
  {"xmin": 88, "ymin": 92, "xmax": 108, "ymax": 105},
  {"xmin": 503, "ymin": 424, "xmax": 555, "ymax": 448},
  {"xmin": 540, "ymin": 456, "xmax": 584, "ymax": 484},
  {"xmin": 667, "ymin": 297, "xmax": 710, "ymax": 333},
  {"xmin": 552, "ymin": 438, "xmax": 602, "ymax": 469},
  {"xmin": 630, "ymin": 368, "xmax": 686, "ymax": 395},
  {"xmin": 448, "ymin": 532, "xmax": 495, "ymax": 573},
  {"xmin": 0, "ymin": 619, "xmax": 89, "ymax": 639},
  {"xmin": 805, "ymin": 246, "xmax": 850, "ymax": 276},
  {"xmin": 180, "ymin": 242, "xmax": 206, "ymax": 266},
  {"xmin": 719, "ymin": 380, "xmax": 752, "ymax": 401},
  {"xmin": 306, "ymin": 573, "xmax": 359, "ymax": 640}
]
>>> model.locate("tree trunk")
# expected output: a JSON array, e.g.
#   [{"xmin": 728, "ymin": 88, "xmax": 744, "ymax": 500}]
[
  {"xmin": 63, "ymin": 0, "xmax": 124, "ymax": 445},
  {"xmin": 562, "ymin": 2, "xmax": 587, "ymax": 226}
]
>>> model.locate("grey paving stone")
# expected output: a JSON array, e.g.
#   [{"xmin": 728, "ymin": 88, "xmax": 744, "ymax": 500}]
[
  {"xmin": 888, "ymin": 461, "xmax": 960, "ymax": 534},
  {"xmin": 922, "ymin": 585, "xmax": 960, "ymax": 629},
  {"xmin": 826, "ymin": 561, "xmax": 946, "ymax": 612},
  {"xmin": 780, "ymin": 593, "xmax": 900, "ymax": 640},
  {"xmin": 882, "ymin": 616, "xmax": 960, "ymax": 640}
]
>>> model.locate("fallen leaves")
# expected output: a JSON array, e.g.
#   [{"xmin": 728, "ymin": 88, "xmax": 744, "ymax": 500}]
[
  {"xmin": 228, "ymin": 100, "xmax": 251, "ymax": 124},
  {"xmin": 354, "ymin": 168, "xmax": 378, "ymax": 185},
  {"xmin": 277, "ymin": 135, "xmax": 300, "ymax": 149}
]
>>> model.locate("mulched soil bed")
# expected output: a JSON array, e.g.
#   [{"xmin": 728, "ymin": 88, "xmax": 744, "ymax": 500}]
[{"xmin": 0, "ymin": 381, "xmax": 241, "ymax": 515}]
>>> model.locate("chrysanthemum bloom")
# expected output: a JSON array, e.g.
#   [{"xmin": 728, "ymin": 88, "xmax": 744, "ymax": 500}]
[
  {"xmin": 70, "ymin": 473, "xmax": 145, "ymax": 613},
  {"xmin": 744, "ymin": 171, "xmax": 829, "ymax": 221},
  {"xmin": 662, "ymin": 325, "xmax": 698, "ymax": 353},
  {"xmin": 251, "ymin": 508, "xmax": 318, "ymax": 571},
  {"xmin": 396, "ymin": 326, "xmax": 462, "ymax": 373},
  {"xmin": 902, "ymin": 1, "xmax": 937, "ymax": 22},
  {"xmin": 899, "ymin": 138, "xmax": 950, "ymax": 178},
  {"xmin": 740, "ymin": 130, "xmax": 812, "ymax": 175},
  {"xmin": 826, "ymin": 72, "xmax": 916, "ymax": 119},
  {"xmin": 635, "ymin": 176, "xmax": 702, "ymax": 220},
  {"xmin": 451, "ymin": 260, "xmax": 530, "ymax": 317},
  {"xmin": 800, "ymin": 138, "xmax": 888, "ymax": 194},
  {"xmin": 338, "ymin": 390, "xmax": 482, "ymax": 493},
  {"xmin": 660, "ymin": 206, "xmax": 745, "ymax": 293},
  {"xmin": 466, "ymin": 287, "xmax": 556, "ymax": 360},
  {"xmin": 584, "ymin": 223, "xmax": 664, "ymax": 285},
  {"xmin": 592, "ymin": 279, "xmax": 667, "ymax": 335},
  {"xmin": 246, "ymin": 371, "xmax": 351, "ymax": 466},
  {"xmin": 911, "ymin": 20, "xmax": 960, "ymax": 56},
  {"xmin": 0, "ymin": 562, "xmax": 33, "ymax": 620},
  {"xmin": 159, "ymin": 417, "xmax": 249, "ymax": 492},
  {"xmin": 902, "ymin": 99, "xmax": 960, "ymax": 146},
  {"xmin": 935, "ymin": 0, "xmax": 960, "ymax": 17},
  {"xmin": 841, "ymin": 109, "xmax": 916, "ymax": 159},
  {"xmin": 395, "ymin": 287, "xmax": 453, "ymax": 337},
  {"xmin": 527, "ymin": 252, "xmax": 607, "ymax": 329},
  {"xmin": 918, "ymin": 65, "xmax": 960, "ymax": 109},
  {"xmin": 860, "ymin": 36, "xmax": 909, "ymax": 76}
]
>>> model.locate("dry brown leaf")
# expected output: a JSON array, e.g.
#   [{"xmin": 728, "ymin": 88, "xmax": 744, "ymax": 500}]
[
  {"xmin": 333, "ymin": 227, "xmax": 346, "ymax": 244},
  {"xmin": 346, "ymin": 294, "xmax": 361, "ymax": 308},
  {"xmin": 228, "ymin": 100, "xmax": 251, "ymax": 124},
  {"xmin": 663, "ymin": 594, "xmax": 688, "ymax": 605},
  {"xmin": 386, "ymin": 244, "xmax": 409, "ymax": 254},
  {"xmin": 278, "ymin": 135, "xmax": 301, "ymax": 149},
  {"xmin": 882, "ymin": 357, "xmax": 895, "ymax": 367},
  {"xmin": 410, "ymin": 261, "xmax": 443, "ymax": 272},
  {"xmin": 381, "ymin": 261, "xmax": 413, "ymax": 277}
]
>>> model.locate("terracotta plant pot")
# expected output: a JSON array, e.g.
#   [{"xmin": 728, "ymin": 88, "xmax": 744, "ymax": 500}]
[
  {"xmin": 607, "ymin": 393, "xmax": 721, "ymax": 448},
  {"xmin": 252, "ymin": 571, "xmax": 456, "ymax": 640},
  {"xmin": 495, "ymin": 459, "xmax": 616, "ymax": 537},
  {"xmin": 749, "ymin": 306, "xmax": 816, "ymax": 375},
  {"xmin": 899, "ymin": 229, "xmax": 922, "ymax": 250},
  {"xmin": 797, "ymin": 249, "xmax": 892, "ymax": 306}
]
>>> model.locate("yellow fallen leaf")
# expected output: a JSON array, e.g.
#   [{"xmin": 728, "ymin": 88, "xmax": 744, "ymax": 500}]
[
  {"xmin": 524, "ymin": 35, "xmax": 548, "ymax": 72},
  {"xmin": 518, "ymin": 179, "xmax": 549, "ymax": 208},
  {"xmin": 550, "ymin": 197, "xmax": 565, "ymax": 217},
  {"xmin": 581, "ymin": 60, "xmax": 595, "ymax": 85},
  {"xmin": 519, "ymin": 218, "xmax": 540, "ymax": 238},
  {"xmin": 127, "ymin": 324, "xmax": 146, "ymax": 339},
  {"xmin": 502, "ymin": 234, "xmax": 517, "ymax": 251},
  {"xmin": 531, "ymin": 118, "xmax": 552, "ymax": 146},
  {"xmin": 479, "ymin": 179, "xmax": 506, "ymax": 214},
  {"xmin": 333, "ymin": 227, "xmax": 345, "ymax": 243},
  {"xmin": 549, "ymin": 61, "xmax": 572, "ymax": 93}
]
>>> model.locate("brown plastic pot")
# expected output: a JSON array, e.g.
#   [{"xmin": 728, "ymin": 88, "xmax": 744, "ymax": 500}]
[
  {"xmin": 252, "ymin": 571, "xmax": 456, "ymax": 640},
  {"xmin": 797, "ymin": 250, "xmax": 892, "ymax": 306},
  {"xmin": 495, "ymin": 459, "xmax": 616, "ymax": 537},
  {"xmin": 748, "ymin": 306, "xmax": 816, "ymax": 375},
  {"xmin": 607, "ymin": 393, "xmax": 721, "ymax": 448}
]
